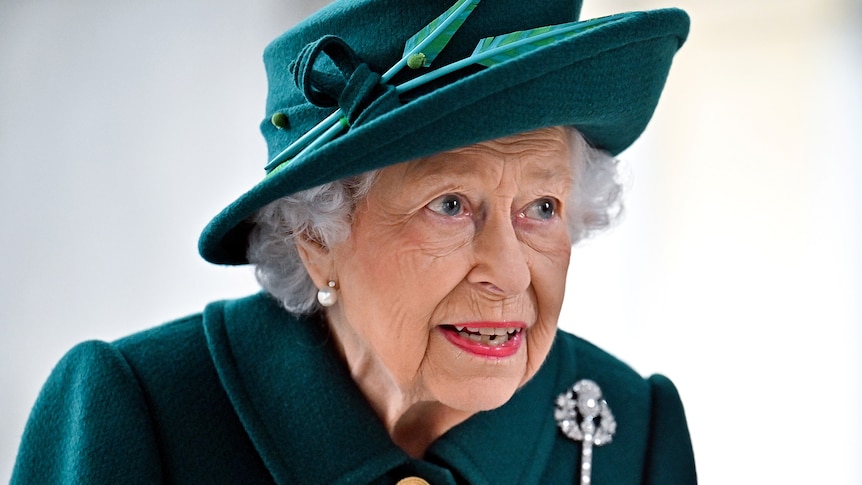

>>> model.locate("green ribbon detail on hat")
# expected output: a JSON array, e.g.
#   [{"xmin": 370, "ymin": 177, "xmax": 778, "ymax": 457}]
[
  {"xmin": 264, "ymin": 0, "xmax": 482, "ymax": 174},
  {"xmin": 266, "ymin": 6, "xmax": 629, "ymax": 177}
]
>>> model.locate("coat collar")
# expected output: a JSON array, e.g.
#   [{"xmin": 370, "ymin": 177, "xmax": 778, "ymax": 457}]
[{"xmin": 202, "ymin": 293, "xmax": 570, "ymax": 484}]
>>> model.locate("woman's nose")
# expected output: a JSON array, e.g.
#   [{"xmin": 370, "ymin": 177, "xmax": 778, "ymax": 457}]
[{"xmin": 466, "ymin": 211, "xmax": 531, "ymax": 297}]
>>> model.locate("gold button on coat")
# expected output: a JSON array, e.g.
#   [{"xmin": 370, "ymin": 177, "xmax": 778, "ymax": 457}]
[{"xmin": 396, "ymin": 477, "xmax": 430, "ymax": 485}]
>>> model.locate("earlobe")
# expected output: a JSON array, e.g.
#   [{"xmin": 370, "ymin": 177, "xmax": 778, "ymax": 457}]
[{"xmin": 295, "ymin": 234, "xmax": 334, "ymax": 288}]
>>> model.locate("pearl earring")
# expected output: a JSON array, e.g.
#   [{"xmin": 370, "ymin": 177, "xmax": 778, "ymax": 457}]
[{"xmin": 317, "ymin": 280, "xmax": 338, "ymax": 307}]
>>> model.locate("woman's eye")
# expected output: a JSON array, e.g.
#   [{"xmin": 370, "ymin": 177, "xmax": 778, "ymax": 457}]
[
  {"xmin": 427, "ymin": 194, "xmax": 466, "ymax": 217},
  {"xmin": 522, "ymin": 198, "xmax": 557, "ymax": 221}
]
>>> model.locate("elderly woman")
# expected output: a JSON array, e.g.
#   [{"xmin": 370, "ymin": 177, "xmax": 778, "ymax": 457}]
[{"xmin": 13, "ymin": 0, "xmax": 695, "ymax": 483}]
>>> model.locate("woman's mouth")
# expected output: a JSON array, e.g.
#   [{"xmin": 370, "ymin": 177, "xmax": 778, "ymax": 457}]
[{"xmin": 439, "ymin": 323, "xmax": 525, "ymax": 358}]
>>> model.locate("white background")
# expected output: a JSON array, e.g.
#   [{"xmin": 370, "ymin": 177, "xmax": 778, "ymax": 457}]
[{"xmin": 2, "ymin": 0, "xmax": 860, "ymax": 482}]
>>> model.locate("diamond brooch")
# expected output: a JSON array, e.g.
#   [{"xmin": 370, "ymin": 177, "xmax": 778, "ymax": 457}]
[{"xmin": 555, "ymin": 379, "xmax": 617, "ymax": 485}]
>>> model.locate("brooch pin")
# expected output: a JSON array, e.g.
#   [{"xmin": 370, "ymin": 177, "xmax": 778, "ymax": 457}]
[{"xmin": 555, "ymin": 379, "xmax": 617, "ymax": 485}]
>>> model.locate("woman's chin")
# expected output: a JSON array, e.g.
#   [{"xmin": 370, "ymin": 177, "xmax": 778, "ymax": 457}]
[
  {"xmin": 433, "ymin": 376, "xmax": 522, "ymax": 414},
  {"xmin": 422, "ymin": 329, "xmax": 532, "ymax": 413}
]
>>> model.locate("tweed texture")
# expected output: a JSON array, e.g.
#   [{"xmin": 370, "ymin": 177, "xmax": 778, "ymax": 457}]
[
  {"xmin": 13, "ymin": 293, "xmax": 696, "ymax": 484},
  {"xmin": 198, "ymin": 0, "xmax": 690, "ymax": 264}
]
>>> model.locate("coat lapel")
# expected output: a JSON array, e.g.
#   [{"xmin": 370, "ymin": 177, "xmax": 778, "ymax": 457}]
[{"xmin": 204, "ymin": 293, "xmax": 409, "ymax": 484}]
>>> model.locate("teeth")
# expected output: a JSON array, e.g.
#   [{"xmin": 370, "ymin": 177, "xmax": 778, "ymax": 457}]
[
  {"xmin": 452, "ymin": 326, "xmax": 519, "ymax": 335},
  {"xmin": 455, "ymin": 328, "xmax": 520, "ymax": 347}
]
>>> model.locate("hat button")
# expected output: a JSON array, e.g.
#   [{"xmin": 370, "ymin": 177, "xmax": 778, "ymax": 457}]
[
  {"xmin": 396, "ymin": 477, "xmax": 430, "ymax": 485},
  {"xmin": 407, "ymin": 53, "xmax": 426, "ymax": 69},
  {"xmin": 270, "ymin": 112, "xmax": 289, "ymax": 129}
]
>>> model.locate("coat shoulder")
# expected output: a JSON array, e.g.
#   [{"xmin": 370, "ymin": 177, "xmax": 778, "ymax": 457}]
[
  {"xmin": 13, "ymin": 297, "xmax": 274, "ymax": 484},
  {"xmin": 12, "ymin": 339, "xmax": 164, "ymax": 483}
]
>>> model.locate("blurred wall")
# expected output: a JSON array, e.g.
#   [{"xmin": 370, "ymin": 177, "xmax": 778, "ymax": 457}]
[
  {"xmin": 568, "ymin": 0, "xmax": 861, "ymax": 482},
  {"xmin": 2, "ymin": 0, "xmax": 859, "ymax": 482}
]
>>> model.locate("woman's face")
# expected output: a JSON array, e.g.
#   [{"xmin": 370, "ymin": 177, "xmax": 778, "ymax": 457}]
[{"xmin": 311, "ymin": 127, "xmax": 574, "ymax": 415}]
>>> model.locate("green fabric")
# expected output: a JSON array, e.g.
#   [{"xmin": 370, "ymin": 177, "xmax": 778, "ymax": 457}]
[
  {"xmin": 197, "ymin": 0, "xmax": 690, "ymax": 265},
  {"xmin": 13, "ymin": 293, "xmax": 696, "ymax": 484}
]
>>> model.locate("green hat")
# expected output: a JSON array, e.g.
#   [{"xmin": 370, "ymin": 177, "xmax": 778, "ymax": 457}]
[{"xmin": 199, "ymin": 0, "xmax": 689, "ymax": 265}]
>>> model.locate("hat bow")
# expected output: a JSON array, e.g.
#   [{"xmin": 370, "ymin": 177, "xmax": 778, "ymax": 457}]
[{"xmin": 290, "ymin": 35, "xmax": 399, "ymax": 126}]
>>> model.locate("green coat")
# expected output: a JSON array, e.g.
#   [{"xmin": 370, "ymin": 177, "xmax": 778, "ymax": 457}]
[{"xmin": 12, "ymin": 293, "xmax": 696, "ymax": 484}]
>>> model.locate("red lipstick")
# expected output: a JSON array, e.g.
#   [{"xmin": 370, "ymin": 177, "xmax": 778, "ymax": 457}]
[{"xmin": 439, "ymin": 322, "xmax": 525, "ymax": 358}]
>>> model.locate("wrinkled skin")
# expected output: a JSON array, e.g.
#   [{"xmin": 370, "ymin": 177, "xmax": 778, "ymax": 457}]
[{"xmin": 297, "ymin": 126, "xmax": 575, "ymax": 456}]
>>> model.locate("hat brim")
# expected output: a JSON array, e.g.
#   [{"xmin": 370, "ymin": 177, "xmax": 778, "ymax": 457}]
[{"xmin": 199, "ymin": 8, "xmax": 689, "ymax": 265}]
